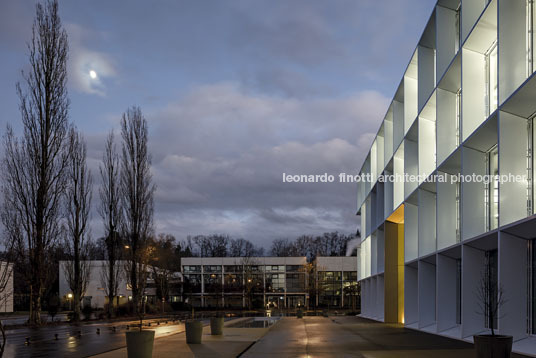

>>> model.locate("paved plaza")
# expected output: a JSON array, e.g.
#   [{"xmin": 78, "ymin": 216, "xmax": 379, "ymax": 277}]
[{"xmin": 94, "ymin": 316, "xmax": 531, "ymax": 358}]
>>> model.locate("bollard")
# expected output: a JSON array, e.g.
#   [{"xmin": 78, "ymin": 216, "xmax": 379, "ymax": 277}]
[
  {"xmin": 97, "ymin": 328, "xmax": 100, "ymax": 334},
  {"xmin": 112, "ymin": 326, "xmax": 116, "ymax": 332},
  {"xmin": 157, "ymin": 321, "xmax": 160, "ymax": 325},
  {"xmin": 148, "ymin": 322, "xmax": 151, "ymax": 327},
  {"xmin": 126, "ymin": 325, "xmax": 129, "ymax": 330},
  {"xmin": 54, "ymin": 333, "xmax": 58, "ymax": 340},
  {"xmin": 25, "ymin": 337, "xmax": 30, "ymax": 345},
  {"xmin": 78, "ymin": 331, "xmax": 82, "ymax": 338}
]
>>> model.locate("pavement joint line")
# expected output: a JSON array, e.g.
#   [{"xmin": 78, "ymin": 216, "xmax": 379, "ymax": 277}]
[{"xmin": 86, "ymin": 321, "xmax": 216, "ymax": 357}]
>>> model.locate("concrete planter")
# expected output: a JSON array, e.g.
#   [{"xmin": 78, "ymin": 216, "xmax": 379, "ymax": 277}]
[
  {"xmin": 186, "ymin": 320, "xmax": 203, "ymax": 344},
  {"xmin": 474, "ymin": 335, "xmax": 513, "ymax": 358},
  {"xmin": 210, "ymin": 317, "xmax": 224, "ymax": 335},
  {"xmin": 126, "ymin": 330, "xmax": 155, "ymax": 358},
  {"xmin": 297, "ymin": 310, "xmax": 304, "ymax": 318}
]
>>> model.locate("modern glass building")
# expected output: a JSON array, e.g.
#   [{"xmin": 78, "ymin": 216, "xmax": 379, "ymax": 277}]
[
  {"xmin": 356, "ymin": 0, "xmax": 536, "ymax": 355},
  {"xmin": 314, "ymin": 256, "xmax": 358, "ymax": 309},
  {"xmin": 181, "ymin": 257, "xmax": 308, "ymax": 309}
]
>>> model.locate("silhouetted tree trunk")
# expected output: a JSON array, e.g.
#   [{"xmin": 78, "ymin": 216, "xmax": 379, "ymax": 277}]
[
  {"xmin": 120, "ymin": 107, "xmax": 155, "ymax": 317},
  {"xmin": 2, "ymin": 0, "xmax": 70, "ymax": 325},
  {"xmin": 63, "ymin": 129, "xmax": 92, "ymax": 322},
  {"xmin": 98, "ymin": 131, "xmax": 123, "ymax": 318},
  {"xmin": 0, "ymin": 206, "xmax": 16, "ymax": 355}
]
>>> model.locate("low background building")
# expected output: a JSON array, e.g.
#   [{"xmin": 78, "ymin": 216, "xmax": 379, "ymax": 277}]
[
  {"xmin": 0, "ymin": 262, "xmax": 14, "ymax": 313},
  {"xmin": 59, "ymin": 260, "xmax": 182, "ymax": 309},
  {"xmin": 182, "ymin": 257, "xmax": 308, "ymax": 309},
  {"xmin": 315, "ymin": 256, "xmax": 359, "ymax": 310},
  {"xmin": 59, "ymin": 260, "xmax": 130, "ymax": 309}
]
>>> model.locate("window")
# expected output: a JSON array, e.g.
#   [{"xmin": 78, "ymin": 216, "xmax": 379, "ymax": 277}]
[
  {"xmin": 286, "ymin": 273, "xmax": 305, "ymax": 292},
  {"xmin": 268, "ymin": 265, "xmax": 285, "ymax": 272},
  {"xmin": 204, "ymin": 265, "xmax": 222, "ymax": 273},
  {"xmin": 183, "ymin": 265, "xmax": 201, "ymax": 273},
  {"xmin": 456, "ymin": 89, "xmax": 462, "ymax": 147},
  {"xmin": 224, "ymin": 265, "xmax": 242, "ymax": 273},
  {"xmin": 343, "ymin": 271, "xmax": 357, "ymax": 281},
  {"xmin": 247, "ymin": 265, "xmax": 263, "ymax": 272},
  {"xmin": 203, "ymin": 274, "xmax": 222, "ymax": 293},
  {"xmin": 224, "ymin": 273, "xmax": 243, "ymax": 293},
  {"xmin": 527, "ymin": 0, "xmax": 536, "ymax": 75},
  {"xmin": 286, "ymin": 265, "xmax": 302, "ymax": 272},
  {"xmin": 455, "ymin": 3, "xmax": 461, "ymax": 51},
  {"xmin": 265, "ymin": 273, "xmax": 285, "ymax": 293},
  {"xmin": 319, "ymin": 271, "xmax": 342, "ymax": 296},
  {"xmin": 485, "ymin": 41, "xmax": 498, "ymax": 117},
  {"xmin": 184, "ymin": 274, "xmax": 202, "ymax": 293},
  {"xmin": 485, "ymin": 145, "xmax": 499, "ymax": 231}
]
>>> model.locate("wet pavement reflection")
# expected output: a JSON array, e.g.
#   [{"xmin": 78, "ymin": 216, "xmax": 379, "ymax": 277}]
[{"xmin": 3, "ymin": 319, "xmax": 184, "ymax": 358}]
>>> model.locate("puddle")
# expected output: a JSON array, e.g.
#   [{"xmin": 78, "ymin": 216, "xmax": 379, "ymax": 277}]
[{"xmin": 227, "ymin": 317, "xmax": 279, "ymax": 328}]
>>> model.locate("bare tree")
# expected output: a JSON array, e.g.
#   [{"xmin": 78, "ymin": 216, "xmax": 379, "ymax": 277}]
[
  {"xmin": 2, "ymin": 0, "xmax": 70, "ymax": 325},
  {"xmin": 229, "ymin": 238, "xmax": 263, "ymax": 257},
  {"xmin": 241, "ymin": 256, "xmax": 262, "ymax": 310},
  {"xmin": 191, "ymin": 234, "xmax": 229, "ymax": 257},
  {"xmin": 0, "ymin": 205, "xmax": 16, "ymax": 355},
  {"xmin": 98, "ymin": 131, "xmax": 123, "ymax": 318},
  {"xmin": 475, "ymin": 253, "xmax": 505, "ymax": 336},
  {"xmin": 149, "ymin": 234, "xmax": 180, "ymax": 313},
  {"xmin": 269, "ymin": 238, "xmax": 292, "ymax": 257},
  {"xmin": 120, "ymin": 106, "xmax": 155, "ymax": 318},
  {"xmin": 62, "ymin": 129, "xmax": 92, "ymax": 322}
]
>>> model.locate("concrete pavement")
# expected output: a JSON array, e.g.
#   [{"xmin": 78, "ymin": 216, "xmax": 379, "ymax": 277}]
[
  {"xmin": 93, "ymin": 317, "xmax": 271, "ymax": 358},
  {"xmin": 241, "ymin": 316, "xmax": 530, "ymax": 358}
]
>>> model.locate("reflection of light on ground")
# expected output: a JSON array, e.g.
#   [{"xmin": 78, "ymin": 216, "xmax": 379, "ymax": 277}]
[{"xmin": 151, "ymin": 324, "xmax": 183, "ymax": 338}]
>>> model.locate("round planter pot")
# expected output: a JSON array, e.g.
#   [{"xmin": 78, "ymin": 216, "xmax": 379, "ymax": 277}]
[
  {"xmin": 186, "ymin": 320, "xmax": 203, "ymax": 344},
  {"xmin": 126, "ymin": 330, "xmax": 155, "ymax": 358},
  {"xmin": 210, "ymin": 317, "xmax": 224, "ymax": 335},
  {"xmin": 297, "ymin": 310, "xmax": 304, "ymax": 319},
  {"xmin": 474, "ymin": 335, "xmax": 513, "ymax": 358}
]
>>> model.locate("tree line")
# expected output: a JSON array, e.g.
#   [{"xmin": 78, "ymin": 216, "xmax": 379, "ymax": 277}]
[
  {"xmin": 0, "ymin": 2, "xmax": 359, "ymax": 345},
  {"xmin": 0, "ymin": 0, "xmax": 155, "ymax": 330},
  {"xmin": 178, "ymin": 232, "xmax": 358, "ymax": 261},
  {"xmin": 269, "ymin": 232, "xmax": 359, "ymax": 260}
]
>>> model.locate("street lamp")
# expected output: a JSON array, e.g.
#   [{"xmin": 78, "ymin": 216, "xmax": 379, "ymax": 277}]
[{"xmin": 67, "ymin": 293, "xmax": 73, "ymax": 311}]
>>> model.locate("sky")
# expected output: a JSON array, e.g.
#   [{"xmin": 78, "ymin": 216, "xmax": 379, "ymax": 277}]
[{"xmin": 0, "ymin": 0, "xmax": 437, "ymax": 249}]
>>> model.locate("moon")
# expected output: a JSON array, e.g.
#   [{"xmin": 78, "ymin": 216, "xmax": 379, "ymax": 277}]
[{"xmin": 89, "ymin": 70, "xmax": 97, "ymax": 79}]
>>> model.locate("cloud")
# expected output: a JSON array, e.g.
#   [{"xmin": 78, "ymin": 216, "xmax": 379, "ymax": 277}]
[
  {"xmin": 132, "ymin": 82, "xmax": 389, "ymax": 245},
  {"xmin": 66, "ymin": 23, "xmax": 116, "ymax": 96}
]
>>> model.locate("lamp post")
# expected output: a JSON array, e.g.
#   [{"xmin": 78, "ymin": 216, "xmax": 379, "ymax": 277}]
[{"xmin": 67, "ymin": 293, "xmax": 73, "ymax": 311}]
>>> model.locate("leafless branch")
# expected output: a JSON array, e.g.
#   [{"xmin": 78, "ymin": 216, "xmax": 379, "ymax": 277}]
[{"xmin": 2, "ymin": 0, "xmax": 70, "ymax": 326}]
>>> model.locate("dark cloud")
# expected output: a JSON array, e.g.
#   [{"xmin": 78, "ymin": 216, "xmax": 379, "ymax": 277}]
[{"xmin": 0, "ymin": 0, "xmax": 437, "ymax": 248}]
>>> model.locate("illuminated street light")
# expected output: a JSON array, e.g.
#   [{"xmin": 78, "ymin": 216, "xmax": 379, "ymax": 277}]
[{"xmin": 67, "ymin": 293, "xmax": 73, "ymax": 311}]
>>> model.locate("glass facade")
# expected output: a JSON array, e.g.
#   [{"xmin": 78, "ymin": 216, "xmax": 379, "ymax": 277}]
[
  {"xmin": 183, "ymin": 265, "xmax": 201, "ymax": 273},
  {"xmin": 203, "ymin": 273, "xmax": 222, "ymax": 293},
  {"xmin": 181, "ymin": 259, "xmax": 318, "ymax": 309},
  {"xmin": 224, "ymin": 273, "xmax": 243, "ymax": 293},
  {"xmin": 184, "ymin": 274, "xmax": 201, "ymax": 293},
  {"xmin": 265, "ymin": 273, "xmax": 285, "ymax": 293},
  {"xmin": 286, "ymin": 273, "xmax": 305, "ymax": 293}
]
